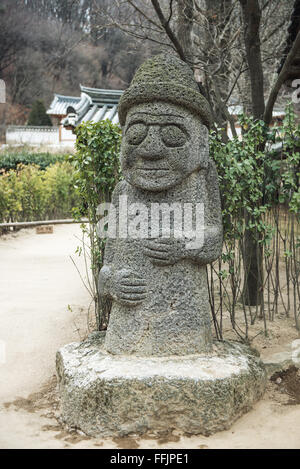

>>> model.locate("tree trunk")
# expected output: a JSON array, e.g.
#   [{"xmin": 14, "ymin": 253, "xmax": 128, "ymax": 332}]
[
  {"xmin": 242, "ymin": 213, "xmax": 263, "ymax": 305},
  {"xmin": 239, "ymin": 0, "xmax": 265, "ymax": 305},
  {"xmin": 205, "ymin": 0, "xmax": 233, "ymax": 140},
  {"xmin": 239, "ymin": 0, "xmax": 265, "ymax": 120},
  {"xmin": 176, "ymin": 0, "xmax": 194, "ymax": 65}
]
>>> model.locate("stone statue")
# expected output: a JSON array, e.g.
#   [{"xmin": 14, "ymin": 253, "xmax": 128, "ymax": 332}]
[
  {"xmin": 99, "ymin": 54, "xmax": 223, "ymax": 356},
  {"xmin": 57, "ymin": 55, "xmax": 266, "ymax": 438}
]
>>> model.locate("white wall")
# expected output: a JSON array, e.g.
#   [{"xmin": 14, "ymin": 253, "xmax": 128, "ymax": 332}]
[
  {"xmin": 6, "ymin": 125, "xmax": 76, "ymax": 149},
  {"xmin": 6, "ymin": 126, "xmax": 59, "ymax": 145},
  {"xmin": 60, "ymin": 126, "xmax": 76, "ymax": 145}
]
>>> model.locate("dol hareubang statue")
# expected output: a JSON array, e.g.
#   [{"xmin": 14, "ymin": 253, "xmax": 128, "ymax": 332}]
[
  {"xmin": 57, "ymin": 55, "xmax": 266, "ymax": 438},
  {"xmin": 99, "ymin": 54, "xmax": 223, "ymax": 356}
]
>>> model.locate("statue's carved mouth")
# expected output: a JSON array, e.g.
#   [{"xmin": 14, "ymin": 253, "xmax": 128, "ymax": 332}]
[
  {"xmin": 136, "ymin": 168, "xmax": 170, "ymax": 178},
  {"xmin": 136, "ymin": 167, "xmax": 169, "ymax": 171}
]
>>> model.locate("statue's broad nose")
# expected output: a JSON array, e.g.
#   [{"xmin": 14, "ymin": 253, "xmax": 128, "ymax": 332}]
[{"xmin": 138, "ymin": 126, "xmax": 164, "ymax": 160}]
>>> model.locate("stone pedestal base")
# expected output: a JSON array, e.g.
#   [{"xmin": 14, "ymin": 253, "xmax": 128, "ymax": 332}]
[{"xmin": 56, "ymin": 332, "xmax": 266, "ymax": 437}]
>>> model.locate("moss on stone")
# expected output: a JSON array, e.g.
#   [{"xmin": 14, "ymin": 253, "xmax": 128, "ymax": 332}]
[{"xmin": 118, "ymin": 54, "xmax": 213, "ymax": 128}]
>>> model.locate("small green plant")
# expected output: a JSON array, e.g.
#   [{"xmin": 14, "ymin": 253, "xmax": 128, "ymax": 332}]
[
  {"xmin": 0, "ymin": 161, "xmax": 79, "ymax": 225},
  {"xmin": 0, "ymin": 150, "xmax": 67, "ymax": 171}
]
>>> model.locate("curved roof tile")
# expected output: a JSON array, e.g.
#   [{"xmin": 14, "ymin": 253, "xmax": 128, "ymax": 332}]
[{"xmin": 50, "ymin": 86, "xmax": 123, "ymax": 127}]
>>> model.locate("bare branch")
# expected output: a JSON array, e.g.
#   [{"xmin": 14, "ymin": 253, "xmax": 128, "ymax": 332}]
[
  {"xmin": 264, "ymin": 30, "xmax": 300, "ymax": 124},
  {"xmin": 127, "ymin": 0, "xmax": 163, "ymax": 30},
  {"xmin": 150, "ymin": 0, "xmax": 187, "ymax": 62}
]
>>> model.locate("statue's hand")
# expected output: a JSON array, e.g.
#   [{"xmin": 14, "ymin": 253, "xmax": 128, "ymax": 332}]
[
  {"xmin": 111, "ymin": 269, "xmax": 148, "ymax": 306},
  {"xmin": 144, "ymin": 239, "xmax": 185, "ymax": 266}
]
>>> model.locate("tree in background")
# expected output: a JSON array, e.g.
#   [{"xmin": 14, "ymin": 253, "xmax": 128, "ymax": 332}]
[
  {"xmin": 0, "ymin": 0, "xmax": 150, "ymax": 113},
  {"xmin": 0, "ymin": 1, "xmax": 31, "ymax": 78},
  {"xmin": 105, "ymin": 0, "xmax": 299, "ymax": 307},
  {"xmin": 27, "ymin": 100, "xmax": 52, "ymax": 126}
]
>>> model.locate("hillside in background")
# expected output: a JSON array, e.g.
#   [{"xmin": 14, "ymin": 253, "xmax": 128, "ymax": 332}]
[
  {"xmin": 0, "ymin": 0, "xmax": 154, "ymax": 139},
  {"xmin": 0, "ymin": 0, "xmax": 298, "ymax": 143}
]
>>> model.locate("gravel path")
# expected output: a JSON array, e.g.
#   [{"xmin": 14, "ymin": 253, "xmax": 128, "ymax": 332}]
[{"xmin": 0, "ymin": 225, "xmax": 299, "ymax": 449}]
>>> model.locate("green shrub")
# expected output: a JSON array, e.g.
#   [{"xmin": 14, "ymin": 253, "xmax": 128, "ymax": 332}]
[
  {"xmin": 0, "ymin": 169, "xmax": 23, "ymax": 223},
  {"xmin": 0, "ymin": 151, "xmax": 67, "ymax": 171},
  {"xmin": 71, "ymin": 119, "xmax": 121, "ymax": 215},
  {"xmin": 43, "ymin": 161, "xmax": 80, "ymax": 219},
  {"xmin": 209, "ymin": 105, "xmax": 300, "ymax": 338},
  {"xmin": 70, "ymin": 120, "xmax": 122, "ymax": 329},
  {"xmin": 17, "ymin": 164, "xmax": 47, "ymax": 221},
  {"xmin": 0, "ymin": 161, "xmax": 80, "ymax": 224},
  {"xmin": 210, "ymin": 106, "xmax": 300, "ymax": 240}
]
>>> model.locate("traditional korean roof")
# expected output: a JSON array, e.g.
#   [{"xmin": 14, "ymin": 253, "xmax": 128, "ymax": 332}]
[
  {"xmin": 47, "ymin": 94, "xmax": 81, "ymax": 117},
  {"xmin": 47, "ymin": 85, "xmax": 124, "ymax": 128}
]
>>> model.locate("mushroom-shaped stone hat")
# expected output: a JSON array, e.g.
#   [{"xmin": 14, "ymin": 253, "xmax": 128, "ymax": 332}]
[{"xmin": 118, "ymin": 54, "xmax": 213, "ymax": 129}]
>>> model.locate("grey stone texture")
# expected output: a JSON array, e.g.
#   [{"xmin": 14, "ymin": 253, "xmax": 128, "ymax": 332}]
[
  {"xmin": 262, "ymin": 340, "xmax": 300, "ymax": 377},
  {"xmin": 57, "ymin": 54, "xmax": 266, "ymax": 437},
  {"xmin": 99, "ymin": 54, "xmax": 223, "ymax": 356},
  {"xmin": 56, "ymin": 332, "xmax": 267, "ymax": 437}
]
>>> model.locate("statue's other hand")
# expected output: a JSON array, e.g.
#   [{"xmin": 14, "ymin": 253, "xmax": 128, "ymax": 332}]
[
  {"xmin": 144, "ymin": 239, "xmax": 184, "ymax": 266},
  {"xmin": 112, "ymin": 269, "xmax": 148, "ymax": 306}
]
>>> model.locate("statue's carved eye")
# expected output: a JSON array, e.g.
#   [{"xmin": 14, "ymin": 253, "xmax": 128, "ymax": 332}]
[
  {"xmin": 160, "ymin": 125, "xmax": 187, "ymax": 147},
  {"xmin": 126, "ymin": 123, "xmax": 148, "ymax": 145}
]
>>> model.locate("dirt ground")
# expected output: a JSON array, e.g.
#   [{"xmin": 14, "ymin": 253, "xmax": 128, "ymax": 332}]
[{"xmin": 0, "ymin": 225, "xmax": 300, "ymax": 449}]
